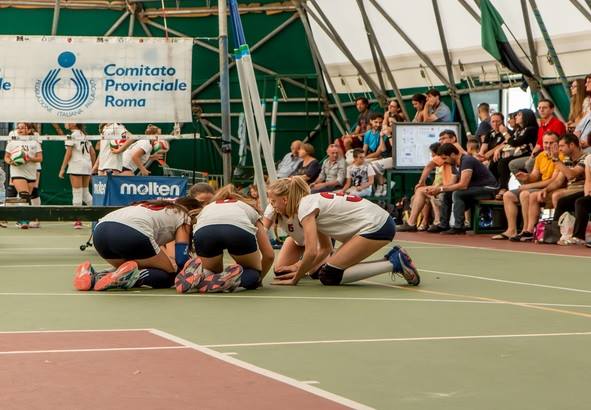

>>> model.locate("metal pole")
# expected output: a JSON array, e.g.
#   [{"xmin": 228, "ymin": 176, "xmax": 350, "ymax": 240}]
[
  {"xmin": 520, "ymin": 0, "xmax": 540, "ymax": 77},
  {"xmin": 51, "ymin": 0, "xmax": 61, "ymax": 35},
  {"xmin": 355, "ymin": 0, "xmax": 386, "ymax": 100},
  {"xmin": 529, "ymin": 0, "xmax": 570, "ymax": 98},
  {"xmin": 432, "ymin": 0, "xmax": 470, "ymax": 133},
  {"xmin": 367, "ymin": 0, "xmax": 454, "ymax": 89},
  {"xmin": 138, "ymin": 17, "xmax": 153, "ymax": 37},
  {"xmin": 294, "ymin": 2, "xmax": 350, "ymax": 131},
  {"xmin": 219, "ymin": 0, "xmax": 232, "ymax": 185},
  {"xmin": 569, "ymin": 0, "xmax": 591, "ymax": 22},
  {"xmin": 304, "ymin": 1, "xmax": 386, "ymax": 105},
  {"xmin": 104, "ymin": 11, "xmax": 131, "ymax": 37},
  {"xmin": 458, "ymin": 0, "xmax": 480, "ymax": 23},
  {"xmin": 128, "ymin": 7, "xmax": 135, "ymax": 37},
  {"xmin": 356, "ymin": 0, "xmax": 409, "ymax": 119}
]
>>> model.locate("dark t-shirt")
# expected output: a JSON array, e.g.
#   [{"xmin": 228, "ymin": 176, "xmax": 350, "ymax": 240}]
[
  {"xmin": 483, "ymin": 130, "xmax": 504, "ymax": 150},
  {"xmin": 459, "ymin": 155, "xmax": 497, "ymax": 187},
  {"xmin": 295, "ymin": 159, "xmax": 321, "ymax": 182},
  {"xmin": 356, "ymin": 110, "xmax": 374, "ymax": 133},
  {"xmin": 475, "ymin": 119, "xmax": 492, "ymax": 138}
]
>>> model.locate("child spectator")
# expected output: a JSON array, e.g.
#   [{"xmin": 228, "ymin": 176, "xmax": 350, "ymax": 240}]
[{"xmin": 339, "ymin": 149, "xmax": 374, "ymax": 198}]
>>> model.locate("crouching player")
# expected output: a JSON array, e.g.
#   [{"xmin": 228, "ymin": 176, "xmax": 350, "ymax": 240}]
[
  {"xmin": 269, "ymin": 177, "xmax": 420, "ymax": 287},
  {"xmin": 73, "ymin": 197, "xmax": 202, "ymax": 291},
  {"xmin": 175, "ymin": 185, "xmax": 274, "ymax": 293}
]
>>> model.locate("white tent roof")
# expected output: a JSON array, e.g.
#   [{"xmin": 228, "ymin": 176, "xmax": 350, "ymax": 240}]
[{"xmin": 309, "ymin": 0, "xmax": 591, "ymax": 92}]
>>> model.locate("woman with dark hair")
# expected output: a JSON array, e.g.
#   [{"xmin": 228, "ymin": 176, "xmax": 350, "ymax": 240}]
[
  {"xmin": 568, "ymin": 79, "xmax": 587, "ymax": 131},
  {"xmin": 73, "ymin": 197, "xmax": 203, "ymax": 291},
  {"xmin": 494, "ymin": 109, "xmax": 539, "ymax": 198},
  {"xmin": 294, "ymin": 143, "xmax": 321, "ymax": 183}
]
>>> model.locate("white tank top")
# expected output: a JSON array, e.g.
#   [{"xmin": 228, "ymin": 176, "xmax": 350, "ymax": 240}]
[
  {"xmin": 100, "ymin": 204, "xmax": 188, "ymax": 253},
  {"xmin": 98, "ymin": 123, "xmax": 128, "ymax": 171},
  {"xmin": 297, "ymin": 193, "xmax": 390, "ymax": 242},
  {"xmin": 6, "ymin": 136, "xmax": 42, "ymax": 181},
  {"xmin": 195, "ymin": 200, "xmax": 260, "ymax": 236},
  {"xmin": 264, "ymin": 204, "xmax": 304, "ymax": 246},
  {"xmin": 65, "ymin": 130, "xmax": 92, "ymax": 174}
]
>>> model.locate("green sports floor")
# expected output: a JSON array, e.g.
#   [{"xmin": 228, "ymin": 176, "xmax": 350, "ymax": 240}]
[{"xmin": 1, "ymin": 223, "xmax": 589, "ymax": 409}]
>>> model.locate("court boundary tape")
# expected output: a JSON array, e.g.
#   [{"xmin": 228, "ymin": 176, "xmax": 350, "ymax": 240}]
[{"xmin": 148, "ymin": 328, "xmax": 374, "ymax": 410}]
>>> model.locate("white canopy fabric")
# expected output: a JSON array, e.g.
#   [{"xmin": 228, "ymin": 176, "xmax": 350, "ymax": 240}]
[{"xmin": 308, "ymin": 0, "xmax": 591, "ymax": 93}]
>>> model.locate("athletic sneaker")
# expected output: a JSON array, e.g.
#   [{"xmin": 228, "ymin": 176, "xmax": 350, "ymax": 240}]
[
  {"xmin": 197, "ymin": 264, "xmax": 243, "ymax": 294},
  {"xmin": 16, "ymin": 220, "xmax": 29, "ymax": 229},
  {"xmin": 93, "ymin": 261, "xmax": 140, "ymax": 291},
  {"xmin": 0, "ymin": 221, "xmax": 7, "ymax": 228},
  {"xmin": 385, "ymin": 245, "xmax": 420, "ymax": 286},
  {"xmin": 175, "ymin": 258, "xmax": 205, "ymax": 294},
  {"xmin": 73, "ymin": 220, "xmax": 83, "ymax": 230},
  {"xmin": 28, "ymin": 220, "xmax": 40, "ymax": 229},
  {"xmin": 73, "ymin": 262, "xmax": 112, "ymax": 291}
]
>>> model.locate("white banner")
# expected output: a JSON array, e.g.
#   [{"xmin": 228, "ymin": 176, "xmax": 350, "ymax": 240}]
[{"xmin": 0, "ymin": 36, "xmax": 193, "ymax": 123}]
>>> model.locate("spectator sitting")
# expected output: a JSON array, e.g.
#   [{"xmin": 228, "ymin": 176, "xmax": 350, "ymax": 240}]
[
  {"xmin": 565, "ymin": 153, "xmax": 591, "ymax": 246},
  {"xmin": 310, "ymin": 144, "xmax": 346, "ymax": 193},
  {"xmin": 382, "ymin": 99, "xmax": 406, "ymax": 136},
  {"xmin": 425, "ymin": 143, "xmax": 497, "ymax": 234},
  {"xmin": 411, "ymin": 94, "xmax": 427, "ymax": 123},
  {"xmin": 510, "ymin": 99, "xmax": 566, "ymax": 175},
  {"xmin": 338, "ymin": 97, "xmax": 373, "ymax": 153},
  {"xmin": 477, "ymin": 112, "xmax": 509, "ymax": 171},
  {"xmin": 473, "ymin": 103, "xmax": 492, "ymax": 141},
  {"xmin": 398, "ymin": 131, "xmax": 464, "ymax": 232},
  {"xmin": 493, "ymin": 131, "xmax": 561, "ymax": 240},
  {"xmin": 467, "ymin": 138, "xmax": 480, "ymax": 157},
  {"xmin": 567, "ymin": 79, "xmax": 586, "ymax": 132},
  {"xmin": 189, "ymin": 182, "xmax": 215, "ymax": 203},
  {"xmin": 276, "ymin": 139, "xmax": 302, "ymax": 178},
  {"xmin": 517, "ymin": 133, "xmax": 587, "ymax": 242},
  {"xmin": 363, "ymin": 112, "xmax": 385, "ymax": 160},
  {"xmin": 397, "ymin": 142, "xmax": 442, "ymax": 232},
  {"xmin": 294, "ymin": 143, "xmax": 321, "ymax": 183},
  {"xmin": 583, "ymin": 74, "xmax": 591, "ymax": 116},
  {"xmin": 422, "ymin": 89, "xmax": 452, "ymax": 122},
  {"xmin": 494, "ymin": 108, "xmax": 538, "ymax": 199},
  {"xmin": 339, "ymin": 148, "xmax": 374, "ymax": 198}
]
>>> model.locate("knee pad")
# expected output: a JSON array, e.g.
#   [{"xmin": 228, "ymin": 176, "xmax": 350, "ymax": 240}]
[
  {"xmin": 6, "ymin": 185, "xmax": 17, "ymax": 198},
  {"xmin": 240, "ymin": 268, "xmax": 261, "ymax": 290},
  {"xmin": 30, "ymin": 187, "xmax": 39, "ymax": 199},
  {"xmin": 318, "ymin": 264, "xmax": 344, "ymax": 286},
  {"xmin": 18, "ymin": 191, "xmax": 31, "ymax": 204},
  {"xmin": 274, "ymin": 269, "xmax": 291, "ymax": 277}
]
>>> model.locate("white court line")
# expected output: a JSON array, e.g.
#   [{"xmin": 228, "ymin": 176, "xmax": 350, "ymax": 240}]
[
  {"xmin": 302, "ymin": 381, "xmax": 320, "ymax": 385},
  {"xmin": 398, "ymin": 238, "xmax": 591, "ymax": 259},
  {"xmin": 0, "ymin": 247, "xmax": 83, "ymax": 252},
  {"xmin": 0, "ymin": 346, "xmax": 188, "ymax": 356},
  {"xmin": 0, "ymin": 291, "xmax": 590, "ymax": 309},
  {"xmin": 202, "ymin": 331, "xmax": 591, "ymax": 348},
  {"xmin": 420, "ymin": 269, "xmax": 591, "ymax": 295},
  {"xmin": 0, "ymin": 263, "xmax": 109, "ymax": 269},
  {"xmin": 0, "ymin": 328, "xmax": 152, "ymax": 334},
  {"xmin": 150, "ymin": 329, "xmax": 373, "ymax": 410}
]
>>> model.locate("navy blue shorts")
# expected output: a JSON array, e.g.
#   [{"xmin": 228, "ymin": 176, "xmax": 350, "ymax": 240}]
[
  {"xmin": 194, "ymin": 224, "xmax": 258, "ymax": 258},
  {"xmin": 94, "ymin": 221, "xmax": 157, "ymax": 260},
  {"xmin": 360, "ymin": 217, "xmax": 396, "ymax": 241}
]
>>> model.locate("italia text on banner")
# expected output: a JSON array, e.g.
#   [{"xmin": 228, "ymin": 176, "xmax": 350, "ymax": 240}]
[{"xmin": 0, "ymin": 36, "xmax": 193, "ymax": 123}]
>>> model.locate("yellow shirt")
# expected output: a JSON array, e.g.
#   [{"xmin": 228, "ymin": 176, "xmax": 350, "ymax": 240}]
[{"xmin": 534, "ymin": 152, "xmax": 564, "ymax": 181}]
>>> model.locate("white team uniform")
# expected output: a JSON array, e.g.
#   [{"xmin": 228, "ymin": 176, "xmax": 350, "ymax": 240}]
[
  {"xmin": 264, "ymin": 204, "xmax": 304, "ymax": 246},
  {"xmin": 297, "ymin": 193, "xmax": 390, "ymax": 243},
  {"xmin": 99, "ymin": 204, "xmax": 188, "ymax": 254},
  {"xmin": 6, "ymin": 135, "xmax": 42, "ymax": 182},
  {"xmin": 195, "ymin": 200, "xmax": 260, "ymax": 236},
  {"xmin": 122, "ymin": 140, "xmax": 152, "ymax": 172},
  {"xmin": 98, "ymin": 123, "xmax": 128, "ymax": 172},
  {"xmin": 65, "ymin": 130, "xmax": 93, "ymax": 175}
]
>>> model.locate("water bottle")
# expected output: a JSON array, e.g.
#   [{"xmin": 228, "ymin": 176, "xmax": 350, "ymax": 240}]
[{"xmin": 0, "ymin": 167, "xmax": 6, "ymax": 206}]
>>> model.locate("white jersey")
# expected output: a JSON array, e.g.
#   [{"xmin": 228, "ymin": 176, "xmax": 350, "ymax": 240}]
[
  {"xmin": 99, "ymin": 204, "xmax": 188, "ymax": 254},
  {"xmin": 195, "ymin": 200, "xmax": 260, "ymax": 236},
  {"xmin": 6, "ymin": 136, "xmax": 42, "ymax": 181},
  {"xmin": 65, "ymin": 130, "xmax": 93, "ymax": 175},
  {"xmin": 297, "ymin": 193, "xmax": 390, "ymax": 242},
  {"xmin": 264, "ymin": 204, "xmax": 304, "ymax": 246},
  {"xmin": 122, "ymin": 140, "xmax": 152, "ymax": 172},
  {"xmin": 98, "ymin": 123, "xmax": 128, "ymax": 171}
]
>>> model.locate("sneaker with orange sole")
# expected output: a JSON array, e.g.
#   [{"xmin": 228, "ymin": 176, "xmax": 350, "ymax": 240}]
[
  {"xmin": 93, "ymin": 261, "xmax": 140, "ymax": 291},
  {"xmin": 197, "ymin": 264, "xmax": 243, "ymax": 294},
  {"xmin": 175, "ymin": 258, "xmax": 204, "ymax": 294}
]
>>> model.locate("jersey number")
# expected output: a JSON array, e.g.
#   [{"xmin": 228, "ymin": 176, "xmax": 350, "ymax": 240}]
[{"xmin": 319, "ymin": 192, "xmax": 362, "ymax": 202}]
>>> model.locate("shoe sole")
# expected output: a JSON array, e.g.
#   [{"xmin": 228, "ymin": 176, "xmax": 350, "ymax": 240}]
[
  {"xmin": 175, "ymin": 258, "xmax": 204, "ymax": 294},
  {"xmin": 73, "ymin": 261, "xmax": 93, "ymax": 291},
  {"xmin": 94, "ymin": 261, "xmax": 140, "ymax": 291},
  {"xmin": 397, "ymin": 248, "xmax": 421, "ymax": 286},
  {"xmin": 197, "ymin": 265, "xmax": 243, "ymax": 294}
]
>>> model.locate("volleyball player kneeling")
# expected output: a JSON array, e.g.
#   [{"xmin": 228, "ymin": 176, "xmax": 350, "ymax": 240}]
[
  {"xmin": 175, "ymin": 185, "xmax": 274, "ymax": 293},
  {"xmin": 73, "ymin": 197, "xmax": 202, "ymax": 291},
  {"xmin": 269, "ymin": 177, "xmax": 420, "ymax": 287}
]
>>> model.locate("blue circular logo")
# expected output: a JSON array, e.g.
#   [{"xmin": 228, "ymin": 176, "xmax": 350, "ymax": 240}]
[{"xmin": 57, "ymin": 51, "xmax": 76, "ymax": 68}]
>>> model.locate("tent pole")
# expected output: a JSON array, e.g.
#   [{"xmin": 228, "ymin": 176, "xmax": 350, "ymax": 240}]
[
  {"xmin": 304, "ymin": 1, "xmax": 386, "ymax": 105},
  {"xmin": 458, "ymin": 0, "xmax": 480, "ymax": 23},
  {"xmin": 51, "ymin": 0, "xmax": 61, "ymax": 35},
  {"xmin": 356, "ymin": 0, "xmax": 409, "ymax": 120},
  {"xmin": 219, "ymin": 0, "xmax": 232, "ymax": 185},
  {"xmin": 432, "ymin": 0, "xmax": 470, "ymax": 133},
  {"xmin": 568, "ymin": 0, "xmax": 591, "ymax": 22},
  {"xmin": 104, "ymin": 11, "xmax": 131, "ymax": 36},
  {"xmin": 528, "ymin": 0, "xmax": 571, "ymax": 99},
  {"xmin": 294, "ymin": 1, "xmax": 349, "ymax": 132}
]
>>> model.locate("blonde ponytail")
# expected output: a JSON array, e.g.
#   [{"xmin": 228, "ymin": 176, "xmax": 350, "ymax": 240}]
[{"xmin": 268, "ymin": 176, "xmax": 310, "ymax": 219}]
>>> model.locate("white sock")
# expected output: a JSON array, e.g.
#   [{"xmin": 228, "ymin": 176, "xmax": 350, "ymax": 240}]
[
  {"xmin": 31, "ymin": 197, "xmax": 41, "ymax": 206},
  {"xmin": 340, "ymin": 260, "xmax": 392, "ymax": 284},
  {"xmin": 72, "ymin": 188, "xmax": 83, "ymax": 206},
  {"xmin": 82, "ymin": 188, "xmax": 93, "ymax": 205}
]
